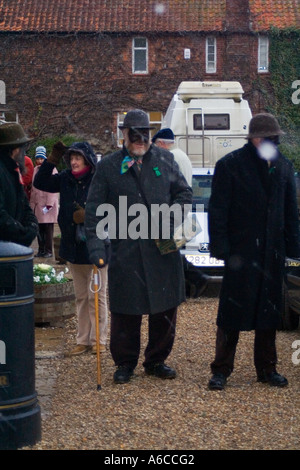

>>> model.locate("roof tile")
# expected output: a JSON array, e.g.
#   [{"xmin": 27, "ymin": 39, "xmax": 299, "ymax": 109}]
[{"xmin": 0, "ymin": 0, "xmax": 298, "ymax": 33}]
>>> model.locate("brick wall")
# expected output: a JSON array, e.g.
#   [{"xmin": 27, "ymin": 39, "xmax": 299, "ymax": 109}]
[{"xmin": 0, "ymin": 31, "xmax": 267, "ymax": 154}]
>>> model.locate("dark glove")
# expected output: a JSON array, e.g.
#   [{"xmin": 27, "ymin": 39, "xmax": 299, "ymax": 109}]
[
  {"xmin": 89, "ymin": 238, "xmax": 111, "ymax": 269},
  {"xmin": 47, "ymin": 141, "xmax": 68, "ymax": 166},
  {"xmin": 73, "ymin": 206, "xmax": 85, "ymax": 224}
]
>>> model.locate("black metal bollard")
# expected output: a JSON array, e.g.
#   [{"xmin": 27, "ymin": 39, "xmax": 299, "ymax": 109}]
[{"xmin": 0, "ymin": 241, "xmax": 41, "ymax": 450}]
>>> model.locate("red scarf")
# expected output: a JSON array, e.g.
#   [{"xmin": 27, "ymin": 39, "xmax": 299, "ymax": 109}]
[{"xmin": 71, "ymin": 166, "xmax": 91, "ymax": 178}]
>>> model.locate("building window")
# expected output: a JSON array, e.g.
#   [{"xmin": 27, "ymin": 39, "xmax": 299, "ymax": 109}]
[
  {"xmin": 117, "ymin": 111, "xmax": 162, "ymax": 147},
  {"xmin": 132, "ymin": 37, "xmax": 148, "ymax": 74},
  {"xmin": 258, "ymin": 36, "xmax": 269, "ymax": 73},
  {"xmin": 206, "ymin": 37, "xmax": 216, "ymax": 73}
]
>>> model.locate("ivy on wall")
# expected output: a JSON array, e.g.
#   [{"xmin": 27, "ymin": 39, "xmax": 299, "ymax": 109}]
[{"xmin": 263, "ymin": 28, "xmax": 300, "ymax": 170}]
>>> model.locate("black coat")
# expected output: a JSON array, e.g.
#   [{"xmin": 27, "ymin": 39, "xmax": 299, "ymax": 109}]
[
  {"xmin": 85, "ymin": 145, "xmax": 193, "ymax": 315},
  {"xmin": 208, "ymin": 142, "xmax": 300, "ymax": 331},
  {"xmin": 0, "ymin": 154, "xmax": 38, "ymax": 246},
  {"xmin": 33, "ymin": 160, "xmax": 95, "ymax": 264}
]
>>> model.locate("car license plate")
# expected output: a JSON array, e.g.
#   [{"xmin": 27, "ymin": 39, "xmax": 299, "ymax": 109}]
[{"xmin": 185, "ymin": 254, "xmax": 224, "ymax": 267}]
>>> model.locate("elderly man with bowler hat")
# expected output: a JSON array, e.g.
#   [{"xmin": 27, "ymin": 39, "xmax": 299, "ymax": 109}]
[
  {"xmin": 0, "ymin": 121, "xmax": 38, "ymax": 246},
  {"xmin": 208, "ymin": 113, "xmax": 300, "ymax": 390},
  {"xmin": 85, "ymin": 109, "xmax": 192, "ymax": 384}
]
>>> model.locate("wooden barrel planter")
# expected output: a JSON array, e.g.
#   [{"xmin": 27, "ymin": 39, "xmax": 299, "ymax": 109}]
[{"xmin": 34, "ymin": 280, "xmax": 75, "ymax": 326}]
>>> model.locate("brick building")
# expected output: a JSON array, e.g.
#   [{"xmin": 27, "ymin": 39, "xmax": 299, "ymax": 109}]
[{"xmin": 0, "ymin": 0, "xmax": 299, "ymax": 153}]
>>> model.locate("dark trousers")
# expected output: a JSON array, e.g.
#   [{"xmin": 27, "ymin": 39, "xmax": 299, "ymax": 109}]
[
  {"xmin": 38, "ymin": 223, "xmax": 54, "ymax": 255},
  {"xmin": 110, "ymin": 308, "xmax": 177, "ymax": 369},
  {"xmin": 211, "ymin": 327, "xmax": 277, "ymax": 377}
]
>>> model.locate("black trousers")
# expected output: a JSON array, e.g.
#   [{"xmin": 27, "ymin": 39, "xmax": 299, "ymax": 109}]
[
  {"xmin": 38, "ymin": 223, "xmax": 54, "ymax": 255},
  {"xmin": 210, "ymin": 327, "xmax": 277, "ymax": 377},
  {"xmin": 110, "ymin": 307, "xmax": 177, "ymax": 369}
]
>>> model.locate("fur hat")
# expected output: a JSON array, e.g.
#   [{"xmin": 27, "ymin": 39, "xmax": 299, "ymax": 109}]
[
  {"xmin": 152, "ymin": 128, "xmax": 175, "ymax": 143},
  {"xmin": 35, "ymin": 146, "xmax": 47, "ymax": 159},
  {"xmin": 247, "ymin": 113, "xmax": 284, "ymax": 139}
]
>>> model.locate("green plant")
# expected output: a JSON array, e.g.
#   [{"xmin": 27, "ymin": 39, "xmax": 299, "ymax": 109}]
[
  {"xmin": 264, "ymin": 28, "xmax": 300, "ymax": 169},
  {"xmin": 33, "ymin": 263, "xmax": 69, "ymax": 285}
]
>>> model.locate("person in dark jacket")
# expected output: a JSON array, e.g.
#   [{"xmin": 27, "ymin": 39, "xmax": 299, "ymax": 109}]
[
  {"xmin": 0, "ymin": 122, "xmax": 38, "ymax": 247},
  {"xmin": 85, "ymin": 109, "xmax": 193, "ymax": 384},
  {"xmin": 208, "ymin": 113, "xmax": 300, "ymax": 390},
  {"xmin": 33, "ymin": 141, "xmax": 108, "ymax": 356}
]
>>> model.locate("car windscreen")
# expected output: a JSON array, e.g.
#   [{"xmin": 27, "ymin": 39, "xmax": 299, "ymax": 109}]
[{"xmin": 192, "ymin": 174, "xmax": 213, "ymax": 212}]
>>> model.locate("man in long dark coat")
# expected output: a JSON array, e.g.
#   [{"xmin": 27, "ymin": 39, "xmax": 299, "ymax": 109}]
[
  {"xmin": 208, "ymin": 113, "xmax": 300, "ymax": 390},
  {"xmin": 85, "ymin": 109, "xmax": 192, "ymax": 384},
  {"xmin": 0, "ymin": 122, "xmax": 38, "ymax": 247}
]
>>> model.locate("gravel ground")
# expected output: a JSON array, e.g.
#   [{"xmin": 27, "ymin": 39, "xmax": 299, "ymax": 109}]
[{"xmin": 23, "ymin": 289, "xmax": 300, "ymax": 451}]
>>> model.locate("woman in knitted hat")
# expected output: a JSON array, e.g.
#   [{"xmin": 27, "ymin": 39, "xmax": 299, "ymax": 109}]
[{"xmin": 30, "ymin": 146, "xmax": 58, "ymax": 257}]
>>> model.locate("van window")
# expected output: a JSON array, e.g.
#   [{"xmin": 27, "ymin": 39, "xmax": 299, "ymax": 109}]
[{"xmin": 193, "ymin": 114, "xmax": 230, "ymax": 130}]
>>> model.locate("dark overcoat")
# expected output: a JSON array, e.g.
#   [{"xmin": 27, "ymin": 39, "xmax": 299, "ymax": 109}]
[
  {"xmin": 85, "ymin": 144, "xmax": 193, "ymax": 315},
  {"xmin": 33, "ymin": 160, "xmax": 95, "ymax": 264},
  {"xmin": 208, "ymin": 142, "xmax": 300, "ymax": 331},
  {"xmin": 0, "ymin": 154, "xmax": 38, "ymax": 246}
]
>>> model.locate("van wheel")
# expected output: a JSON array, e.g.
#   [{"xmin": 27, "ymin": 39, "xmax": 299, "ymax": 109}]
[{"xmin": 278, "ymin": 282, "xmax": 300, "ymax": 330}]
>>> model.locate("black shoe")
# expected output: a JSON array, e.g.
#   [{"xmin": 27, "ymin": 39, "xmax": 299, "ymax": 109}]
[
  {"xmin": 257, "ymin": 371, "xmax": 288, "ymax": 387},
  {"xmin": 208, "ymin": 372, "xmax": 227, "ymax": 390},
  {"xmin": 113, "ymin": 366, "xmax": 134, "ymax": 384},
  {"xmin": 42, "ymin": 252, "xmax": 53, "ymax": 258},
  {"xmin": 145, "ymin": 363, "xmax": 176, "ymax": 379},
  {"xmin": 35, "ymin": 251, "xmax": 45, "ymax": 257}
]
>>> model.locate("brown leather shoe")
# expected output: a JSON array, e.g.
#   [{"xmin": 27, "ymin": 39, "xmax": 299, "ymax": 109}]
[
  {"xmin": 91, "ymin": 344, "xmax": 106, "ymax": 354},
  {"xmin": 66, "ymin": 345, "xmax": 91, "ymax": 356}
]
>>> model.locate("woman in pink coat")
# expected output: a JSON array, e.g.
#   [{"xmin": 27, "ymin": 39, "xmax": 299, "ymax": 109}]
[{"xmin": 30, "ymin": 146, "xmax": 59, "ymax": 257}]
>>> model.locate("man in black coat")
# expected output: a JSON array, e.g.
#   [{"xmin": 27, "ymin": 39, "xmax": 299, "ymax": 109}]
[
  {"xmin": 85, "ymin": 109, "xmax": 193, "ymax": 384},
  {"xmin": 208, "ymin": 113, "xmax": 300, "ymax": 390},
  {"xmin": 0, "ymin": 122, "xmax": 38, "ymax": 247}
]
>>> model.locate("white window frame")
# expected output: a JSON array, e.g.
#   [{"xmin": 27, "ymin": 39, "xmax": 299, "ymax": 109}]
[
  {"xmin": 258, "ymin": 36, "xmax": 269, "ymax": 73},
  {"xmin": 132, "ymin": 37, "xmax": 148, "ymax": 74},
  {"xmin": 206, "ymin": 37, "xmax": 217, "ymax": 73}
]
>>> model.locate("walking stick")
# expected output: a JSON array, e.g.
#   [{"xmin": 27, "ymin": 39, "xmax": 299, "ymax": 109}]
[{"xmin": 91, "ymin": 262, "xmax": 103, "ymax": 390}]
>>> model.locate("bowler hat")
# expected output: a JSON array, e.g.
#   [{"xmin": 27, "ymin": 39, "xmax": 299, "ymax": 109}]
[
  {"xmin": 0, "ymin": 121, "xmax": 32, "ymax": 147},
  {"xmin": 118, "ymin": 109, "xmax": 154, "ymax": 129},
  {"xmin": 152, "ymin": 128, "xmax": 175, "ymax": 143},
  {"xmin": 247, "ymin": 113, "xmax": 284, "ymax": 139}
]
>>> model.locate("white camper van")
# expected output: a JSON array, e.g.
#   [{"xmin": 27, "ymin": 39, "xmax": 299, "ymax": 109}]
[
  {"xmin": 162, "ymin": 81, "xmax": 252, "ymax": 282},
  {"xmin": 162, "ymin": 81, "xmax": 252, "ymax": 167}
]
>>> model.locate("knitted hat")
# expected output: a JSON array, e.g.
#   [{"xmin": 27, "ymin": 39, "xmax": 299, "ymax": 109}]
[
  {"xmin": 152, "ymin": 128, "xmax": 175, "ymax": 143},
  {"xmin": 35, "ymin": 146, "xmax": 47, "ymax": 159}
]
